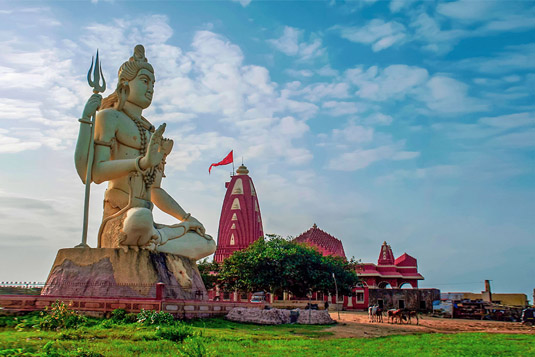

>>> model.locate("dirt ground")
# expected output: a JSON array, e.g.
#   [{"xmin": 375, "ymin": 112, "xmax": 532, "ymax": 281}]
[{"xmin": 325, "ymin": 311, "xmax": 535, "ymax": 338}]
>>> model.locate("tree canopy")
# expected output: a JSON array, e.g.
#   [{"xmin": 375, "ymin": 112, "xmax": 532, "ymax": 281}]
[{"xmin": 216, "ymin": 236, "xmax": 360, "ymax": 297}]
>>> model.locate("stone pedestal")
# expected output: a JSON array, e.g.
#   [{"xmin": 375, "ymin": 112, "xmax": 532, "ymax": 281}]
[{"xmin": 41, "ymin": 248, "xmax": 206, "ymax": 300}]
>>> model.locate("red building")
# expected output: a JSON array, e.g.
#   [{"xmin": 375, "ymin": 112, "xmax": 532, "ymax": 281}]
[
  {"xmin": 293, "ymin": 224, "xmax": 346, "ymax": 259},
  {"xmin": 356, "ymin": 241, "xmax": 424, "ymax": 288},
  {"xmin": 213, "ymin": 164, "xmax": 264, "ymax": 263}
]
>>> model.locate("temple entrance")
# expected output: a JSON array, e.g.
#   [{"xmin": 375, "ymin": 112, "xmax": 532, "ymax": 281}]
[
  {"xmin": 377, "ymin": 299, "xmax": 384, "ymax": 308},
  {"xmin": 400, "ymin": 283, "xmax": 413, "ymax": 289}
]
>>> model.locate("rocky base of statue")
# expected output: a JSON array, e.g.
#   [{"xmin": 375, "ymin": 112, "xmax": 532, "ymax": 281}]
[
  {"xmin": 226, "ymin": 307, "xmax": 335, "ymax": 325},
  {"xmin": 41, "ymin": 248, "xmax": 206, "ymax": 300}
]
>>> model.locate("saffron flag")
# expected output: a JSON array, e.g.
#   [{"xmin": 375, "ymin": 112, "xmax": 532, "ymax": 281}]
[{"xmin": 209, "ymin": 150, "xmax": 233, "ymax": 174}]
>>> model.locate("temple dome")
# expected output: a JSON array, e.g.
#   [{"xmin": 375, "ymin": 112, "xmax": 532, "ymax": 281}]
[
  {"xmin": 236, "ymin": 164, "xmax": 249, "ymax": 175},
  {"xmin": 293, "ymin": 224, "xmax": 346, "ymax": 259}
]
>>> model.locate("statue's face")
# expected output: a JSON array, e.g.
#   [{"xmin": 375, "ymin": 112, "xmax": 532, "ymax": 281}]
[{"xmin": 127, "ymin": 69, "xmax": 155, "ymax": 109}]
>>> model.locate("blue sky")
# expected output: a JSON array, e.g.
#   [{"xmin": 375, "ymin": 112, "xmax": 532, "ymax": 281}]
[{"xmin": 0, "ymin": 0, "xmax": 533, "ymax": 301}]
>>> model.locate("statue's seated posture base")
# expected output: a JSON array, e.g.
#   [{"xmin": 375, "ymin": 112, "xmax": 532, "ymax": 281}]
[{"xmin": 41, "ymin": 248, "xmax": 207, "ymax": 300}]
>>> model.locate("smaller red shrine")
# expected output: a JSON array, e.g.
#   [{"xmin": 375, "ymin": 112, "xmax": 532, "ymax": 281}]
[
  {"xmin": 357, "ymin": 241, "xmax": 424, "ymax": 288},
  {"xmin": 293, "ymin": 224, "xmax": 346, "ymax": 259}
]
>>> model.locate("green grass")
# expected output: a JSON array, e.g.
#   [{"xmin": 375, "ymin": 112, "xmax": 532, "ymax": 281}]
[{"xmin": 0, "ymin": 316, "xmax": 533, "ymax": 356}]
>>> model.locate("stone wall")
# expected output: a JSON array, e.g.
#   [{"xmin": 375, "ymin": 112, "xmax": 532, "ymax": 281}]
[{"xmin": 368, "ymin": 288, "xmax": 440, "ymax": 311}]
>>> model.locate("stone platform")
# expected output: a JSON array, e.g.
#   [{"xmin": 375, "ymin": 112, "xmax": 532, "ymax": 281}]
[
  {"xmin": 226, "ymin": 307, "xmax": 335, "ymax": 325},
  {"xmin": 41, "ymin": 248, "xmax": 206, "ymax": 300}
]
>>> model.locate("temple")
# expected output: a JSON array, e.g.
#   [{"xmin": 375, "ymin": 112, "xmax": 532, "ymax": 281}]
[
  {"xmin": 293, "ymin": 224, "xmax": 346, "ymax": 259},
  {"xmin": 356, "ymin": 241, "xmax": 424, "ymax": 288},
  {"xmin": 214, "ymin": 164, "xmax": 264, "ymax": 263}
]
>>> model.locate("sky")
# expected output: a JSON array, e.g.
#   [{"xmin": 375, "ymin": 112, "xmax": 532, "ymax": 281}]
[{"xmin": 0, "ymin": 0, "xmax": 533, "ymax": 301}]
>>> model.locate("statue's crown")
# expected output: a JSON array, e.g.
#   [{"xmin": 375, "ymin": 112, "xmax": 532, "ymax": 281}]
[{"xmin": 118, "ymin": 44, "xmax": 154, "ymax": 81}]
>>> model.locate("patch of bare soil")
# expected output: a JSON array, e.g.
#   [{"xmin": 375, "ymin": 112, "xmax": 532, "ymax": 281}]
[{"xmin": 324, "ymin": 311, "xmax": 535, "ymax": 339}]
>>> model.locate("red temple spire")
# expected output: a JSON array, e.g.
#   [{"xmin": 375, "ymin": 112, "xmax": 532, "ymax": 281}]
[
  {"xmin": 378, "ymin": 241, "xmax": 395, "ymax": 265},
  {"xmin": 214, "ymin": 164, "xmax": 264, "ymax": 263}
]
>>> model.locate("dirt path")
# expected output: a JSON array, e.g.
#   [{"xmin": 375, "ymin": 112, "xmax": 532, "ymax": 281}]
[{"xmin": 324, "ymin": 311, "xmax": 535, "ymax": 339}]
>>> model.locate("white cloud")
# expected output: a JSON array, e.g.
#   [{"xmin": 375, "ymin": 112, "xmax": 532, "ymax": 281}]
[
  {"xmin": 363, "ymin": 112, "xmax": 393, "ymax": 126},
  {"xmin": 290, "ymin": 82, "xmax": 350, "ymax": 102},
  {"xmin": 231, "ymin": 0, "xmax": 252, "ymax": 7},
  {"xmin": 410, "ymin": 3, "xmax": 535, "ymax": 55},
  {"xmin": 268, "ymin": 26, "xmax": 325, "ymax": 60},
  {"xmin": 479, "ymin": 112, "xmax": 534, "ymax": 129},
  {"xmin": 457, "ymin": 43, "xmax": 535, "ymax": 74},
  {"xmin": 410, "ymin": 12, "xmax": 467, "ymax": 54},
  {"xmin": 0, "ymin": 98, "xmax": 43, "ymax": 121},
  {"xmin": 327, "ymin": 143, "xmax": 419, "ymax": 171},
  {"xmin": 419, "ymin": 76, "xmax": 489, "ymax": 114},
  {"xmin": 317, "ymin": 65, "xmax": 338, "ymax": 77},
  {"xmin": 389, "ymin": 0, "xmax": 417, "ymax": 13},
  {"xmin": 322, "ymin": 101, "xmax": 360, "ymax": 116},
  {"xmin": 286, "ymin": 69, "xmax": 314, "ymax": 78},
  {"xmin": 376, "ymin": 165, "xmax": 461, "ymax": 184},
  {"xmin": 437, "ymin": 0, "xmax": 535, "ymax": 33},
  {"xmin": 335, "ymin": 20, "xmax": 406, "ymax": 52},
  {"xmin": 488, "ymin": 129, "xmax": 535, "ymax": 149},
  {"xmin": 0, "ymin": 130, "xmax": 41, "ymax": 153},
  {"xmin": 437, "ymin": 0, "xmax": 499, "ymax": 22},
  {"xmin": 346, "ymin": 64, "xmax": 429, "ymax": 101},
  {"xmin": 332, "ymin": 123, "xmax": 374, "ymax": 144}
]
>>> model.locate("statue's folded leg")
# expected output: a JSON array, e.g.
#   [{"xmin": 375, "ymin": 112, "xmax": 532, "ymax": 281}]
[
  {"xmin": 151, "ymin": 225, "xmax": 217, "ymax": 261},
  {"xmin": 102, "ymin": 205, "xmax": 216, "ymax": 260}
]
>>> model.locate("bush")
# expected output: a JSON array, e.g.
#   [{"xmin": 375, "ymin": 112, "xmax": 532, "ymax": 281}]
[
  {"xmin": 110, "ymin": 308, "xmax": 127, "ymax": 322},
  {"xmin": 109, "ymin": 309, "xmax": 137, "ymax": 324},
  {"xmin": 39, "ymin": 301, "xmax": 86, "ymax": 330},
  {"xmin": 137, "ymin": 309, "xmax": 174, "ymax": 326},
  {"xmin": 124, "ymin": 313, "xmax": 138, "ymax": 323},
  {"xmin": 0, "ymin": 315, "xmax": 19, "ymax": 328},
  {"xmin": 156, "ymin": 323, "xmax": 195, "ymax": 342}
]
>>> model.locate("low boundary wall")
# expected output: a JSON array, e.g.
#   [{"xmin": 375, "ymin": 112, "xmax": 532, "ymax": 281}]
[{"xmin": 0, "ymin": 295, "xmax": 266, "ymax": 318}]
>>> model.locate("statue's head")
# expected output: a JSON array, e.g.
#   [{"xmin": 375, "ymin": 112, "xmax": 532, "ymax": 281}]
[{"xmin": 101, "ymin": 44, "xmax": 155, "ymax": 111}]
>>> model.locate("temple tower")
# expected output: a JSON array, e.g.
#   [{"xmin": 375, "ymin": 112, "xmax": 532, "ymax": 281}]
[
  {"xmin": 378, "ymin": 241, "xmax": 395, "ymax": 265},
  {"xmin": 214, "ymin": 164, "xmax": 264, "ymax": 263}
]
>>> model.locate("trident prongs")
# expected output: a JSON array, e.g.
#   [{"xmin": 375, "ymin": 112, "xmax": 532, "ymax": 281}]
[{"xmin": 87, "ymin": 50, "xmax": 106, "ymax": 94}]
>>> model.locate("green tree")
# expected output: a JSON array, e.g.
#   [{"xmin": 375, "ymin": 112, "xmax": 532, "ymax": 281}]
[
  {"xmin": 217, "ymin": 235, "xmax": 359, "ymax": 297},
  {"xmin": 197, "ymin": 259, "xmax": 220, "ymax": 290}
]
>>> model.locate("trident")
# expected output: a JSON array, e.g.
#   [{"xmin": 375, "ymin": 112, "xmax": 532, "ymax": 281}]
[{"xmin": 75, "ymin": 50, "xmax": 106, "ymax": 248}]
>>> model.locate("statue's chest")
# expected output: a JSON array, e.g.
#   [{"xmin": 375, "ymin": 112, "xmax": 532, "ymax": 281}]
[{"xmin": 116, "ymin": 119, "xmax": 150, "ymax": 154}]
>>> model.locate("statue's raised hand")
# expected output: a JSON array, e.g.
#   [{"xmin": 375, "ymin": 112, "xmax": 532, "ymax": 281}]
[
  {"xmin": 81, "ymin": 93, "xmax": 102, "ymax": 120},
  {"xmin": 140, "ymin": 123, "xmax": 166, "ymax": 170}
]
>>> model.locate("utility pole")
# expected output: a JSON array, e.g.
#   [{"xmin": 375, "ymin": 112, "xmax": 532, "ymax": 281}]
[{"xmin": 332, "ymin": 273, "xmax": 340, "ymax": 320}]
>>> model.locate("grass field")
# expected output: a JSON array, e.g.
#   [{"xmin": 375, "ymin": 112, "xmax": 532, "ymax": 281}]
[{"xmin": 0, "ymin": 314, "xmax": 534, "ymax": 356}]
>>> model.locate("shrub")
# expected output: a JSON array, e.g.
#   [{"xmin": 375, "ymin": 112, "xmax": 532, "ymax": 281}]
[
  {"xmin": 136, "ymin": 309, "xmax": 174, "ymax": 326},
  {"xmin": 0, "ymin": 315, "xmax": 18, "ymax": 328},
  {"xmin": 99, "ymin": 319, "xmax": 114, "ymax": 329},
  {"xmin": 156, "ymin": 323, "xmax": 195, "ymax": 342},
  {"xmin": 109, "ymin": 309, "xmax": 137, "ymax": 324},
  {"xmin": 110, "ymin": 308, "xmax": 127, "ymax": 322},
  {"xmin": 124, "ymin": 313, "xmax": 138, "ymax": 323},
  {"xmin": 39, "ymin": 300, "xmax": 86, "ymax": 330}
]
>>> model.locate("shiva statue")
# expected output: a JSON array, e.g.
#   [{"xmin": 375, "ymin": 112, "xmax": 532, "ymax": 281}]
[{"xmin": 74, "ymin": 45, "xmax": 216, "ymax": 260}]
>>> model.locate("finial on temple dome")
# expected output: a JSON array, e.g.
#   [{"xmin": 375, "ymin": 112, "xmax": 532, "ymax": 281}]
[{"xmin": 236, "ymin": 164, "xmax": 249, "ymax": 175}]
